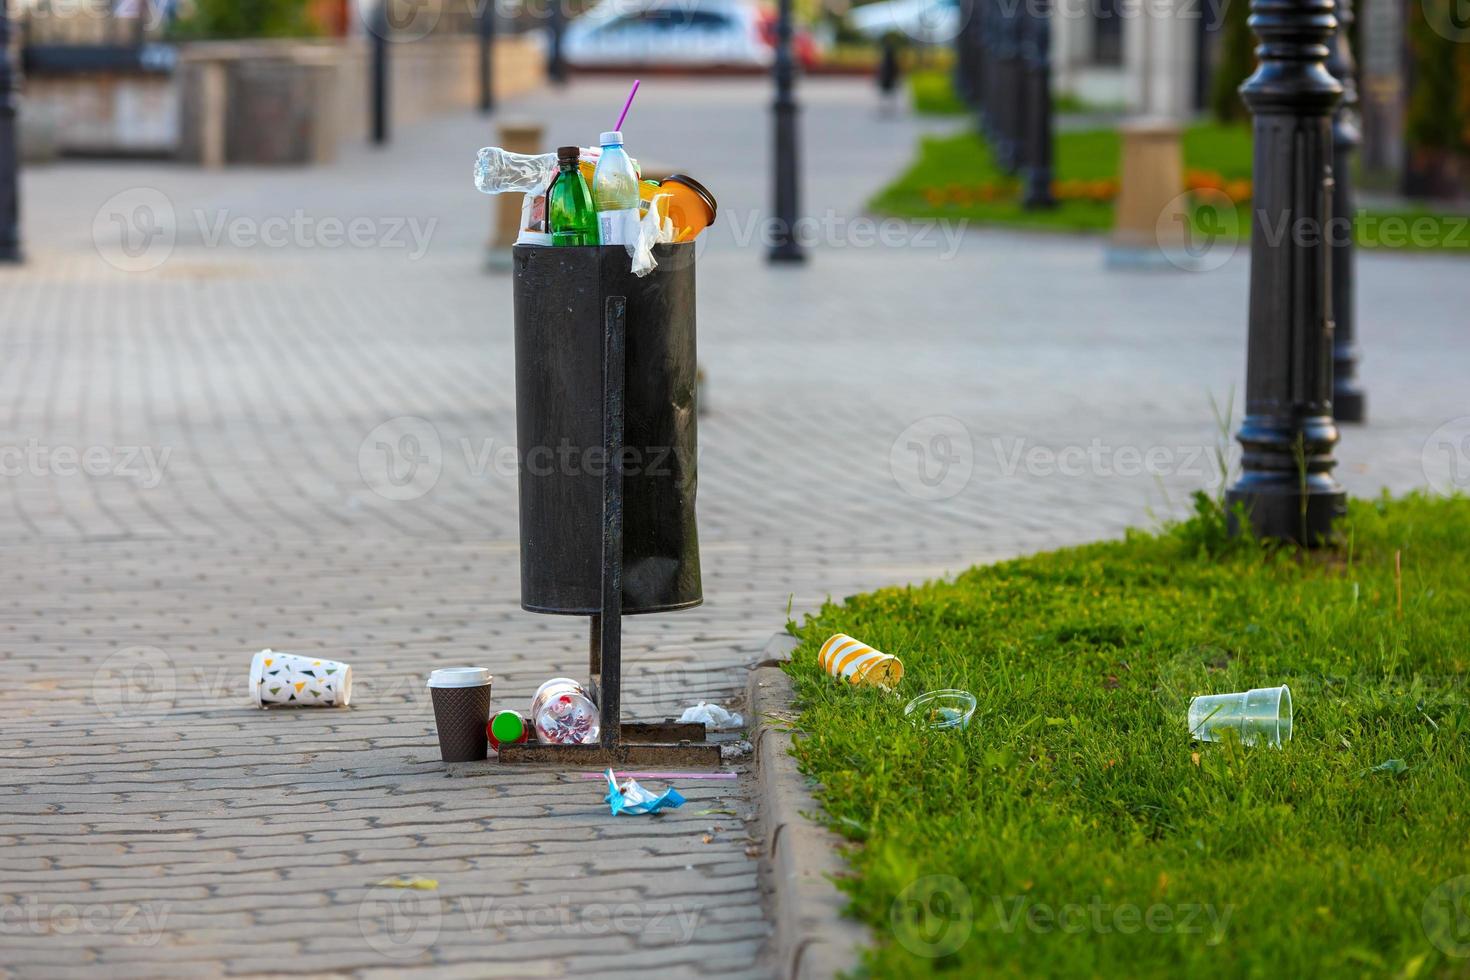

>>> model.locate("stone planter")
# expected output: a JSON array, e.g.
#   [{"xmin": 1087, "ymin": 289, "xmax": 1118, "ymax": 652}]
[{"xmin": 177, "ymin": 35, "xmax": 544, "ymax": 167}]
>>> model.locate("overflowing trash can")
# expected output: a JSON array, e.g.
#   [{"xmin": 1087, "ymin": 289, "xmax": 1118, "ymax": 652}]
[{"xmin": 470, "ymin": 96, "xmax": 722, "ymax": 765}]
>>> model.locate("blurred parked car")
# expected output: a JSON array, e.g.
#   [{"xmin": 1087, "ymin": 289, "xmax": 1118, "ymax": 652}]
[
  {"xmin": 559, "ymin": 0, "xmax": 820, "ymax": 71},
  {"xmin": 847, "ymin": 0, "xmax": 960, "ymax": 45}
]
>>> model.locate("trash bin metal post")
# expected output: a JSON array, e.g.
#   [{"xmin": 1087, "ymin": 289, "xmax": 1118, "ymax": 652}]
[{"xmin": 598, "ymin": 296, "xmax": 627, "ymax": 751}]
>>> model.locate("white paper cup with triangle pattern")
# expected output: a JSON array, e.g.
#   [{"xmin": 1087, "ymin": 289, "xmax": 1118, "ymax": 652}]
[
  {"xmin": 251, "ymin": 650, "xmax": 352, "ymax": 708},
  {"xmin": 818, "ymin": 634, "xmax": 904, "ymax": 690}
]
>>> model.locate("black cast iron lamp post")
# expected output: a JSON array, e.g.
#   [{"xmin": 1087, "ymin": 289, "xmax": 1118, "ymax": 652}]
[
  {"xmin": 1225, "ymin": 0, "xmax": 1346, "ymax": 545},
  {"xmin": 479, "ymin": 0, "xmax": 496, "ymax": 115},
  {"xmin": 1021, "ymin": 0, "xmax": 1055, "ymax": 210},
  {"xmin": 768, "ymin": 0, "xmax": 805, "ymax": 263},
  {"xmin": 1327, "ymin": 0, "xmax": 1365, "ymax": 422},
  {"xmin": 0, "ymin": 0, "xmax": 21, "ymax": 263},
  {"xmin": 371, "ymin": 0, "xmax": 390, "ymax": 145},
  {"xmin": 548, "ymin": 0, "xmax": 567, "ymax": 86}
]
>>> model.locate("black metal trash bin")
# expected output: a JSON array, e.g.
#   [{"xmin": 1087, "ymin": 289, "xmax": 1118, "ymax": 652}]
[{"xmin": 512, "ymin": 242, "xmax": 702, "ymax": 615}]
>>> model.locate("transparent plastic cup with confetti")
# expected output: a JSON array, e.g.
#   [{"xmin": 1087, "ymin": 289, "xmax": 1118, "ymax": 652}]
[{"xmin": 530, "ymin": 677, "xmax": 601, "ymax": 745}]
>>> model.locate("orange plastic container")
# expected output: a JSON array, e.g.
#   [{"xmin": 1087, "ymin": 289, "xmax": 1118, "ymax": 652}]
[{"xmin": 658, "ymin": 175, "xmax": 718, "ymax": 242}]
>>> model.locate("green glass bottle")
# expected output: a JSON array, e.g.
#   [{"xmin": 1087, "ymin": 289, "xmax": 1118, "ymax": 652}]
[{"xmin": 546, "ymin": 145, "xmax": 598, "ymax": 247}]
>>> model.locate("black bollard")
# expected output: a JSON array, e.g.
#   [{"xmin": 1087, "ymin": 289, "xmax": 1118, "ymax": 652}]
[
  {"xmin": 1327, "ymin": 0, "xmax": 1365, "ymax": 422},
  {"xmin": 979, "ymin": 0, "xmax": 996, "ymax": 136},
  {"xmin": 995, "ymin": 5, "xmax": 1021, "ymax": 172},
  {"xmin": 1020, "ymin": 0, "xmax": 1055, "ymax": 209},
  {"xmin": 0, "ymin": 0, "xmax": 20, "ymax": 263},
  {"xmin": 768, "ymin": 0, "xmax": 805, "ymax": 264},
  {"xmin": 371, "ymin": 2, "xmax": 389, "ymax": 145},
  {"xmin": 1225, "ymin": 0, "xmax": 1346, "ymax": 545},
  {"xmin": 547, "ymin": 1, "xmax": 567, "ymax": 86},
  {"xmin": 955, "ymin": 0, "xmax": 977, "ymax": 106},
  {"xmin": 478, "ymin": 2, "xmax": 495, "ymax": 115}
]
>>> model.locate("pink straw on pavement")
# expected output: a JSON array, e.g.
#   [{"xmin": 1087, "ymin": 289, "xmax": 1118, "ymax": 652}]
[
  {"xmin": 576, "ymin": 771, "xmax": 737, "ymax": 781},
  {"xmin": 613, "ymin": 79, "xmax": 641, "ymax": 133}
]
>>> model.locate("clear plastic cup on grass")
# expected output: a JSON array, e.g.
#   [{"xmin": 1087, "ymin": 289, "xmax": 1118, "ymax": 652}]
[
  {"xmin": 904, "ymin": 690, "xmax": 978, "ymax": 731},
  {"xmin": 1188, "ymin": 685, "xmax": 1292, "ymax": 747}
]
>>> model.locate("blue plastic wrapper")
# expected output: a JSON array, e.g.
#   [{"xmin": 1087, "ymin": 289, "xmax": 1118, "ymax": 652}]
[{"xmin": 604, "ymin": 768, "xmax": 686, "ymax": 816}]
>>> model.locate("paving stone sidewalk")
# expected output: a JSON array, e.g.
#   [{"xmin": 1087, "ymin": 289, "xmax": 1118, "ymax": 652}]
[{"xmin": 0, "ymin": 78, "xmax": 1464, "ymax": 978}]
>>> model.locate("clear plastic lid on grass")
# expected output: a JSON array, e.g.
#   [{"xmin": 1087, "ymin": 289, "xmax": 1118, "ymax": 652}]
[{"xmin": 904, "ymin": 690, "xmax": 978, "ymax": 731}]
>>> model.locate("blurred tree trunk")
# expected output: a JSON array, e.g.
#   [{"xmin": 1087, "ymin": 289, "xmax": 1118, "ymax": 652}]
[
  {"xmin": 1210, "ymin": 0, "xmax": 1255, "ymax": 124},
  {"xmin": 1405, "ymin": 0, "xmax": 1469, "ymax": 197}
]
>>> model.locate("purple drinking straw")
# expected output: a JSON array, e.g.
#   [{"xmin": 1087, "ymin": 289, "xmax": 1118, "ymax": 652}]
[{"xmin": 614, "ymin": 79, "xmax": 641, "ymax": 133}]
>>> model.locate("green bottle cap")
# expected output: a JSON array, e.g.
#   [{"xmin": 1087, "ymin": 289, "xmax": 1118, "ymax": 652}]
[{"xmin": 490, "ymin": 710, "xmax": 525, "ymax": 746}]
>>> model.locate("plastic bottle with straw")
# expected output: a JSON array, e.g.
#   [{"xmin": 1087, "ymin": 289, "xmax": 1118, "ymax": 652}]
[{"xmin": 592, "ymin": 81, "xmax": 642, "ymax": 246}]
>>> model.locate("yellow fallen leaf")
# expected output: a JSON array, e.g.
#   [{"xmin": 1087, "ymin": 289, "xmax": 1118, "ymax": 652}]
[
  {"xmin": 1191, "ymin": 752, "xmax": 1201, "ymax": 767},
  {"xmin": 377, "ymin": 877, "xmax": 437, "ymax": 890}
]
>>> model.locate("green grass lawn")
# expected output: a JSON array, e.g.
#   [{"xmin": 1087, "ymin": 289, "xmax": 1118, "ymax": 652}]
[
  {"xmin": 910, "ymin": 69, "xmax": 1122, "ymax": 117},
  {"xmin": 874, "ymin": 126, "xmax": 1470, "ymax": 251},
  {"xmin": 783, "ymin": 493, "xmax": 1470, "ymax": 976}
]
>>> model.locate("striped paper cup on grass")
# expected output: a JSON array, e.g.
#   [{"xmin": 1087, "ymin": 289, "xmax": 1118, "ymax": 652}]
[{"xmin": 818, "ymin": 634, "xmax": 904, "ymax": 690}]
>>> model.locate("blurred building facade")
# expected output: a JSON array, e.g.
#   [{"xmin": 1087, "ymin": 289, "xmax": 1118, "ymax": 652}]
[
  {"xmin": 1051, "ymin": 0, "xmax": 1206, "ymax": 117},
  {"xmin": 16, "ymin": 0, "xmax": 544, "ymax": 164}
]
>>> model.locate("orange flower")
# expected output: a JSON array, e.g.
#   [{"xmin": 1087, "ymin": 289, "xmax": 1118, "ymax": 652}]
[{"xmin": 1187, "ymin": 169, "xmax": 1226, "ymax": 192}]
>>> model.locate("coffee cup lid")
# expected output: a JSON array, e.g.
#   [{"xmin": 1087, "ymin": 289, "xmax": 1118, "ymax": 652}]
[{"xmin": 427, "ymin": 667, "xmax": 493, "ymax": 689}]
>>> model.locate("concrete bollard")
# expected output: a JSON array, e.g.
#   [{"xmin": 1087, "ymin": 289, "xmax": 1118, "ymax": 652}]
[{"xmin": 1106, "ymin": 120, "xmax": 1187, "ymax": 267}]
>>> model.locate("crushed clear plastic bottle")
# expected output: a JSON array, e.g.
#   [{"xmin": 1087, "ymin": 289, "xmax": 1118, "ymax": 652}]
[
  {"xmin": 474, "ymin": 146, "xmax": 560, "ymax": 195},
  {"xmin": 530, "ymin": 677, "xmax": 601, "ymax": 745}
]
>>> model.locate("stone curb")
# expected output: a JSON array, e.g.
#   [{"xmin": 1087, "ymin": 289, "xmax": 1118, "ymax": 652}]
[{"xmin": 748, "ymin": 634, "xmax": 869, "ymax": 980}]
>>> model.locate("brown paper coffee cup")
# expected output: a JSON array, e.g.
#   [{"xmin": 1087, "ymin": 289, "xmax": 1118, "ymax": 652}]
[{"xmin": 427, "ymin": 667, "xmax": 493, "ymax": 763}]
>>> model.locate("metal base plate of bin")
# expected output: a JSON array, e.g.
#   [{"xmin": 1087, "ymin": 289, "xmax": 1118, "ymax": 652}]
[{"xmin": 497, "ymin": 725, "xmax": 720, "ymax": 767}]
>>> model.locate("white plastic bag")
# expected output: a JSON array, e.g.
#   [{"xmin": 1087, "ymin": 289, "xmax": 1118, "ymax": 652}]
[
  {"xmin": 678, "ymin": 701, "xmax": 744, "ymax": 730},
  {"xmin": 629, "ymin": 193, "xmax": 675, "ymax": 277}
]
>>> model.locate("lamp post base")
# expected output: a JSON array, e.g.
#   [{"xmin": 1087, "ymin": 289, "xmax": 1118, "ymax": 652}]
[
  {"xmin": 767, "ymin": 241, "xmax": 807, "ymax": 264},
  {"xmin": 1225, "ymin": 483, "xmax": 1347, "ymax": 546},
  {"xmin": 1333, "ymin": 384, "xmax": 1366, "ymax": 423}
]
